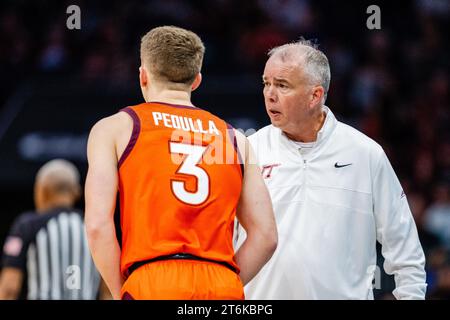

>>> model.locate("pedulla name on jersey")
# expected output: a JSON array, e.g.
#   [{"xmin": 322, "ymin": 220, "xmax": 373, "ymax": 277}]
[{"xmin": 152, "ymin": 111, "xmax": 220, "ymax": 135}]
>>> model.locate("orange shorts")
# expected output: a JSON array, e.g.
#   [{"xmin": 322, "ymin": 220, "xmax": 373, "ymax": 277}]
[{"xmin": 120, "ymin": 259, "xmax": 244, "ymax": 300}]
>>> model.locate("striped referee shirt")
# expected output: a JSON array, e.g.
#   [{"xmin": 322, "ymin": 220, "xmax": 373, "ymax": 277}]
[{"xmin": 1, "ymin": 207, "xmax": 100, "ymax": 300}]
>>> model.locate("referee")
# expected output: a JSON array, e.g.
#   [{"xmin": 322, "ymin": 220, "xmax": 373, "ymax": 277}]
[{"xmin": 0, "ymin": 159, "xmax": 103, "ymax": 300}]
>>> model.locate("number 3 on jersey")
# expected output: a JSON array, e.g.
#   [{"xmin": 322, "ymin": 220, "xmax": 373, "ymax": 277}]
[{"xmin": 169, "ymin": 142, "xmax": 210, "ymax": 205}]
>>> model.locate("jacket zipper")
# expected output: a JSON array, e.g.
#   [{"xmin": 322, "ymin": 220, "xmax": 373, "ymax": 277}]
[{"xmin": 302, "ymin": 158, "xmax": 307, "ymax": 201}]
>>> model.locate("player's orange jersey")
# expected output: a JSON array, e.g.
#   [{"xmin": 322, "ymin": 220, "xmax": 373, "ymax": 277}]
[{"xmin": 117, "ymin": 102, "xmax": 243, "ymax": 278}]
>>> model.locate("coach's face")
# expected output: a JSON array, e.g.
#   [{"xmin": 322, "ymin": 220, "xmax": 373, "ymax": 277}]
[{"xmin": 263, "ymin": 56, "xmax": 318, "ymax": 138}]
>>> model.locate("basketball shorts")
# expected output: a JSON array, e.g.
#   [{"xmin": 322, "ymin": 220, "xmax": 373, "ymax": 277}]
[{"xmin": 121, "ymin": 259, "xmax": 244, "ymax": 300}]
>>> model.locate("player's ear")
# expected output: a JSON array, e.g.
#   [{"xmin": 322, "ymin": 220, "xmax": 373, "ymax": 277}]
[
  {"xmin": 139, "ymin": 66, "xmax": 148, "ymax": 88},
  {"xmin": 191, "ymin": 73, "xmax": 202, "ymax": 92}
]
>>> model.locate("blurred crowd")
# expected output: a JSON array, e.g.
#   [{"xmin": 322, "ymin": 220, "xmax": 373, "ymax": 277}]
[{"xmin": 0, "ymin": 0, "xmax": 449, "ymax": 299}]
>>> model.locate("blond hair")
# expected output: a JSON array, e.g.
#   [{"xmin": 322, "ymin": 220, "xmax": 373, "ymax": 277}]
[{"xmin": 140, "ymin": 26, "xmax": 205, "ymax": 85}]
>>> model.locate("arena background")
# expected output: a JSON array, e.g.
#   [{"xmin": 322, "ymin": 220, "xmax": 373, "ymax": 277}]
[{"xmin": 0, "ymin": 0, "xmax": 448, "ymax": 299}]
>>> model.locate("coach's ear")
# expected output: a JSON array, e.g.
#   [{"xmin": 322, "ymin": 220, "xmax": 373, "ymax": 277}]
[
  {"xmin": 139, "ymin": 66, "xmax": 148, "ymax": 88},
  {"xmin": 309, "ymin": 85, "xmax": 325, "ymax": 109},
  {"xmin": 191, "ymin": 73, "xmax": 202, "ymax": 92}
]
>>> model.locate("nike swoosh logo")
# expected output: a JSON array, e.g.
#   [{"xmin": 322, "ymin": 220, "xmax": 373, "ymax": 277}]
[{"xmin": 334, "ymin": 162, "xmax": 352, "ymax": 168}]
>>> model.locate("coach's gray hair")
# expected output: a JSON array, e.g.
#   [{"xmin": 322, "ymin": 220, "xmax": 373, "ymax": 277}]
[{"xmin": 268, "ymin": 39, "xmax": 331, "ymax": 102}]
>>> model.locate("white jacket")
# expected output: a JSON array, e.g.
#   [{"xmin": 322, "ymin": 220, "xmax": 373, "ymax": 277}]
[{"xmin": 236, "ymin": 107, "xmax": 426, "ymax": 300}]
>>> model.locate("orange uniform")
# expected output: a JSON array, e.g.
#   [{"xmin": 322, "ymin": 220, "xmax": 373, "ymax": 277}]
[{"xmin": 117, "ymin": 102, "xmax": 244, "ymax": 299}]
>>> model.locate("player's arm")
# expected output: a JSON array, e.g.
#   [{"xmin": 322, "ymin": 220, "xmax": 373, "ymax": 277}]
[
  {"xmin": 98, "ymin": 278, "xmax": 113, "ymax": 300},
  {"xmin": 233, "ymin": 130, "xmax": 278, "ymax": 285},
  {"xmin": 85, "ymin": 116, "xmax": 123, "ymax": 300},
  {"xmin": 0, "ymin": 268, "xmax": 23, "ymax": 299}
]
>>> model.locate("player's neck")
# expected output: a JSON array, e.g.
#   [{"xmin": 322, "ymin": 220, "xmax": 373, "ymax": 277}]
[{"xmin": 144, "ymin": 88, "xmax": 194, "ymax": 107}]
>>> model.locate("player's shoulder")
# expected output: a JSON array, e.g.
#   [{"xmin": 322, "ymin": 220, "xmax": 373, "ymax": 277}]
[
  {"xmin": 89, "ymin": 107, "xmax": 135, "ymax": 139},
  {"xmin": 222, "ymin": 123, "xmax": 248, "ymax": 148},
  {"xmin": 96, "ymin": 110, "xmax": 132, "ymax": 129},
  {"xmin": 231, "ymin": 127, "xmax": 247, "ymax": 141}
]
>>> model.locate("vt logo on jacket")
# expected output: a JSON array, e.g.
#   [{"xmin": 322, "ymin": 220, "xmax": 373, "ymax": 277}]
[{"xmin": 261, "ymin": 163, "xmax": 281, "ymax": 179}]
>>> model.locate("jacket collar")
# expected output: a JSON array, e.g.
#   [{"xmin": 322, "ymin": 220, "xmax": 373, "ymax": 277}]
[{"xmin": 276, "ymin": 105, "xmax": 337, "ymax": 155}]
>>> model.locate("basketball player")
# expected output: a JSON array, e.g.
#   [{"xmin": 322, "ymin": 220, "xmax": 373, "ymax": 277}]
[{"xmin": 84, "ymin": 26, "xmax": 277, "ymax": 300}]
